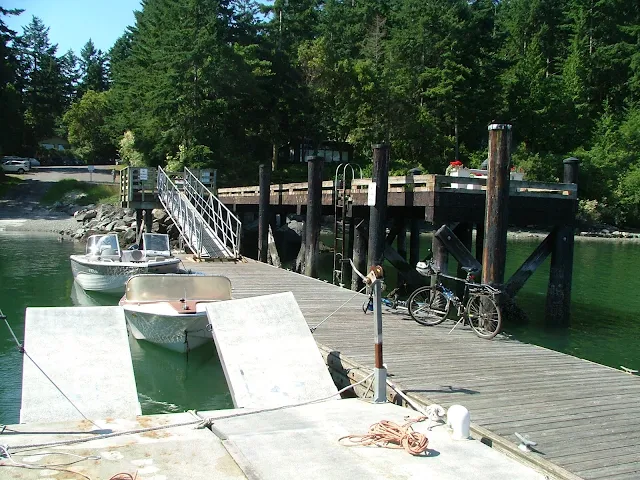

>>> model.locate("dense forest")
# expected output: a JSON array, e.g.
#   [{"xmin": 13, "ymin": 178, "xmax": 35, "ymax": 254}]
[{"xmin": 1, "ymin": 1, "xmax": 640, "ymax": 226}]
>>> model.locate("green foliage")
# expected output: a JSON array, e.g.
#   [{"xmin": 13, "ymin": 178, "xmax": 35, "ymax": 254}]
[
  {"xmin": 41, "ymin": 179, "xmax": 119, "ymax": 206},
  {"xmin": 63, "ymin": 90, "xmax": 114, "ymax": 162},
  {"xmin": 118, "ymin": 130, "xmax": 145, "ymax": 166}
]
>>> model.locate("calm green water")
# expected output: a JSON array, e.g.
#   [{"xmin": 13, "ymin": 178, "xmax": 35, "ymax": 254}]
[
  {"xmin": 1, "ymin": 232, "xmax": 639, "ymax": 426},
  {"xmin": 0, "ymin": 232, "xmax": 232, "ymax": 425}
]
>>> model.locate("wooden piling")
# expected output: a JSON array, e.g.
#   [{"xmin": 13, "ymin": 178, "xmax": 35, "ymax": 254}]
[
  {"xmin": 304, "ymin": 155, "xmax": 323, "ymax": 277},
  {"xmin": 475, "ymin": 223, "xmax": 484, "ymax": 263},
  {"xmin": 367, "ymin": 144, "xmax": 390, "ymax": 268},
  {"xmin": 258, "ymin": 164, "xmax": 271, "ymax": 263},
  {"xmin": 409, "ymin": 219, "xmax": 421, "ymax": 267},
  {"xmin": 395, "ymin": 217, "xmax": 407, "ymax": 287},
  {"xmin": 432, "ymin": 234, "xmax": 448, "ymax": 274},
  {"xmin": 135, "ymin": 209, "xmax": 143, "ymax": 238},
  {"xmin": 351, "ymin": 219, "xmax": 367, "ymax": 291},
  {"xmin": 545, "ymin": 158, "xmax": 579, "ymax": 327},
  {"xmin": 144, "ymin": 209, "xmax": 153, "ymax": 234},
  {"xmin": 482, "ymin": 124, "xmax": 512, "ymax": 286}
]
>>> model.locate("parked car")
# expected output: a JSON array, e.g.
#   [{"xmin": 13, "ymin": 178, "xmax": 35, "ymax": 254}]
[
  {"xmin": 1, "ymin": 159, "xmax": 31, "ymax": 173},
  {"xmin": 28, "ymin": 158, "xmax": 40, "ymax": 167}
]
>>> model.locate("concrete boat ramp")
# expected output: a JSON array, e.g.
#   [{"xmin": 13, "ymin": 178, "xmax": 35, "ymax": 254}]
[{"xmin": 3, "ymin": 293, "xmax": 545, "ymax": 479}]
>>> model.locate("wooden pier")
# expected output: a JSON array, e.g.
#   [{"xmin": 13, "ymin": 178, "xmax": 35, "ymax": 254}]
[{"xmin": 186, "ymin": 256, "xmax": 640, "ymax": 480}]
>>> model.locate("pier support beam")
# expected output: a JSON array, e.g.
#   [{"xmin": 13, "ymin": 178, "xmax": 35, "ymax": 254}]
[
  {"xmin": 144, "ymin": 209, "xmax": 153, "ymax": 234},
  {"xmin": 482, "ymin": 124, "xmax": 512, "ymax": 286},
  {"xmin": 258, "ymin": 164, "xmax": 271, "ymax": 263},
  {"xmin": 545, "ymin": 157, "xmax": 579, "ymax": 327},
  {"xmin": 396, "ymin": 217, "xmax": 407, "ymax": 286},
  {"xmin": 409, "ymin": 219, "xmax": 421, "ymax": 267},
  {"xmin": 454, "ymin": 223, "xmax": 473, "ymax": 279},
  {"xmin": 367, "ymin": 144, "xmax": 389, "ymax": 268},
  {"xmin": 432, "ymin": 234, "xmax": 448, "ymax": 274},
  {"xmin": 351, "ymin": 219, "xmax": 368, "ymax": 291},
  {"xmin": 305, "ymin": 155, "xmax": 324, "ymax": 277}
]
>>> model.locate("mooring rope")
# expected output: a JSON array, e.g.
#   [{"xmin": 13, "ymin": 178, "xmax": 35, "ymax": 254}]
[
  {"xmin": 0, "ymin": 309, "xmax": 102, "ymax": 430},
  {"xmin": 338, "ymin": 416, "xmax": 430, "ymax": 456}
]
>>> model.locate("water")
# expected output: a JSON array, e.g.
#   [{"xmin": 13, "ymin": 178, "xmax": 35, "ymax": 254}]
[
  {"xmin": 0, "ymin": 232, "xmax": 232, "ymax": 425},
  {"xmin": 2, "ymin": 231, "xmax": 639, "ymax": 426}
]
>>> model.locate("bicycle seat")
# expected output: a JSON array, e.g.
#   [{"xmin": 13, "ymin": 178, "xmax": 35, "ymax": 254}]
[{"xmin": 461, "ymin": 266, "xmax": 480, "ymax": 273}]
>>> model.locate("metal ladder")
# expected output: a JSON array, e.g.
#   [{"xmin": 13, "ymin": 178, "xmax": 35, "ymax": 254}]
[{"xmin": 332, "ymin": 163, "xmax": 362, "ymax": 286}]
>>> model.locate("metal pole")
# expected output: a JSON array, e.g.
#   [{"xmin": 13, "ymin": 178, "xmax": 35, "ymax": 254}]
[{"xmin": 366, "ymin": 265, "xmax": 387, "ymax": 403}]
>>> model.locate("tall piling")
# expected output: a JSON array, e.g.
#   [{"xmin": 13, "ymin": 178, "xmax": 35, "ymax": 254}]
[
  {"xmin": 482, "ymin": 124, "xmax": 512, "ymax": 286},
  {"xmin": 367, "ymin": 144, "xmax": 390, "ymax": 268},
  {"xmin": 351, "ymin": 219, "xmax": 368, "ymax": 291},
  {"xmin": 409, "ymin": 219, "xmax": 421, "ymax": 267},
  {"xmin": 304, "ymin": 155, "xmax": 323, "ymax": 277},
  {"xmin": 545, "ymin": 158, "xmax": 579, "ymax": 327},
  {"xmin": 258, "ymin": 164, "xmax": 271, "ymax": 263}
]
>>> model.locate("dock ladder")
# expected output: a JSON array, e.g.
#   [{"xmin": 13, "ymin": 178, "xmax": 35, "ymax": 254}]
[{"xmin": 332, "ymin": 163, "xmax": 361, "ymax": 287}]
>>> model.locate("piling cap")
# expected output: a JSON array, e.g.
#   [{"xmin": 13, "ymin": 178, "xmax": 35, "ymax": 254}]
[
  {"xmin": 306, "ymin": 155, "xmax": 322, "ymax": 162},
  {"xmin": 563, "ymin": 157, "xmax": 580, "ymax": 165},
  {"xmin": 488, "ymin": 124, "xmax": 512, "ymax": 131}
]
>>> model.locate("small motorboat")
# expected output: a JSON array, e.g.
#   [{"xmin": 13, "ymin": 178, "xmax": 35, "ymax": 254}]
[
  {"xmin": 119, "ymin": 273, "xmax": 232, "ymax": 353},
  {"xmin": 70, "ymin": 233, "xmax": 181, "ymax": 294}
]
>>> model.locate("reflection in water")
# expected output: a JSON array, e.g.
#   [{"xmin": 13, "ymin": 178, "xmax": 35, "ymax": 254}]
[{"xmin": 70, "ymin": 279, "xmax": 234, "ymax": 415}]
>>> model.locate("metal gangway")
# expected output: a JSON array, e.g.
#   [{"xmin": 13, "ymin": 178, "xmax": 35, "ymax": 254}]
[{"xmin": 157, "ymin": 166, "xmax": 241, "ymax": 259}]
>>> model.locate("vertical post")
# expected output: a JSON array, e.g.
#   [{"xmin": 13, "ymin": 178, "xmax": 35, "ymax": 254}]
[
  {"xmin": 432, "ymin": 235, "xmax": 448, "ymax": 274},
  {"xmin": 144, "ymin": 209, "xmax": 153, "ymax": 234},
  {"xmin": 409, "ymin": 218, "xmax": 421, "ymax": 267},
  {"xmin": 305, "ymin": 155, "xmax": 323, "ymax": 277},
  {"xmin": 475, "ymin": 223, "xmax": 485, "ymax": 263},
  {"xmin": 367, "ymin": 144, "xmax": 390, "ymax": 267},
  {"xmin": 351, "ymin": 219, "xmax": 367, "ymax": 291},
  {"xmin": 395, "ymin": 216, "xmax": 407, "ymax": 286},
  {"xmin": 371, "ymin": 270, "xmax": 386, "ymax": 403},
  {"xmin": 258, "ymin": 164, "xmax": 271, "ymax": 263},
  {"xmin": 545, "ymin": 158, "xmax": 579, "ymax": 327},
  {"xmin": 135, "ymin": 209, "xmax": 143, "ymax": 238},
  {"xmin": 482, "ymin": 123, "xmax": 512, "ymax": 286}
]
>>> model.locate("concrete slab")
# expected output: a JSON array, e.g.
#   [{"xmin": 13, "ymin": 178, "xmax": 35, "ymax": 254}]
[
  {"xmin": 1, "ymin": 413, "xmax": 246, "ymax": 479},
  {"xmin": 20, "ymin": 306, "xmax": 141, "ymax": 423},
  {"xmin": 202, "ymin": 399, "xmax": 546, "ymax": 480},
  {"xmin": 205, "ymin": 292, "xmax": 338, "ymax": 408}
]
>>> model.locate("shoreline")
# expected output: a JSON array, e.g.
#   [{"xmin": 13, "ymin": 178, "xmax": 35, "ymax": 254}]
[{"xmin": 2, "ymin": 205, "xmax": 640, "ymax": 244}]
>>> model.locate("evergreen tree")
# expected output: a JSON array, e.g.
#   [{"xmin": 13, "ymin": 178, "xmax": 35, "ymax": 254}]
[
  {"xmin": 78, "ymin": 39, "xmax": 108, "ymax": 96},
  {"xmin": 0, "ymin": 7, "xmax": 24, "ymax": 156}
]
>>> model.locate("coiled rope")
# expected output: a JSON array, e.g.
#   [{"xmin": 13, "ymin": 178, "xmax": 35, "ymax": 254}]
[{"xmin": 339, "ymin": 416, "xmax": 430, "ymax": 456}]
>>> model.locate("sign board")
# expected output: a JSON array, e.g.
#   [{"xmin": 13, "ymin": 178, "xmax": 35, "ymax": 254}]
[
  {"xmin": 367, "ymin": 181, "xmax": 376, "ymax": 206},
  {"xmin": 201, "ymin": 171, "xmax": 211, "ymax": 182},
  {"xmin": 87, "ymin": 165, "xmax": 95, "ymax": 172},
  {"xmin": 139, "ymin": 168, "xmax": 148, "ymax": 181}
]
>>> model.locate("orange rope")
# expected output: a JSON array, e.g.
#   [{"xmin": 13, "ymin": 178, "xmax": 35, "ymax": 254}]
[{"xmin": 339, "ymin": 417, "xmax": 429, "ymax": 456}]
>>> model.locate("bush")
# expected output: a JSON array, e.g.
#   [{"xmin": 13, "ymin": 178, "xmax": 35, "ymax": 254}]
[{"xmin": 41, "ymin": 179, "xmax": 120, "ymax": 206}]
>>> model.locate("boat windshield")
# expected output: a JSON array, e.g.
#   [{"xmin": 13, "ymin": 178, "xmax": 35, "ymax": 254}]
[
  {"xmin": 125, "ymin": 274, "xmax": 232, "ymax": 302},
  {"xmin": 142, "ymin": 233, "xmax": 171, "ymax": 257},
  {"xmin": 86, "ymin": 234, "xmax": 121, "ymax": 256}
]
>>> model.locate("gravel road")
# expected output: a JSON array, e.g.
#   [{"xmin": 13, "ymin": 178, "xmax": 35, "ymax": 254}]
[{"xmin": 0, "ymin": 166, "xmax": 118, "ymax": 233}]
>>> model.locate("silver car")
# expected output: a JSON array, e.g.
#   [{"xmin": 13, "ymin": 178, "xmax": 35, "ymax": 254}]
[{"xmin": 1, "ymin": 159, "xmax": 31, "ymax": 173}]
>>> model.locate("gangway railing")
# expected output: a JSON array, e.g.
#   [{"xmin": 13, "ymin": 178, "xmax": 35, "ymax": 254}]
[{"xmin": 157, "ymin": 166, "xmax": 241, "ymax": 259}]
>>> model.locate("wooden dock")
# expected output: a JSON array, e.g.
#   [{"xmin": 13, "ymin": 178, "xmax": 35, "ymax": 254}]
[{"xmin": 186, "ymin": 256, "xmax": 640, "ymax": 480}]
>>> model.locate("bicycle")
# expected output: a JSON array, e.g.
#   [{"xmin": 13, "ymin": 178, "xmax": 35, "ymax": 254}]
[
  {"xmin": 362, "ymin": 286, "xmax": 408, "ymax": 313},
  {"xmin": 407, "ymin": 260, "xmax": 503, "ymax": 339}
]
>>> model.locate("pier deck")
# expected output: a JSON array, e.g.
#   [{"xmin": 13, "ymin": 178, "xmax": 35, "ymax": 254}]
[{"xmin": 187, "ymin": 256, "xmax": 640, "ymax": 480}]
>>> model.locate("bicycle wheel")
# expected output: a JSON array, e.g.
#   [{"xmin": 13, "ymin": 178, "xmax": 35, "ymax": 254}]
[
  {"xmin": 408, "ymin": 286, "xmax": 450, "ymax": 326},
  {"xmin": 466, "ymin": 294, "xmax": 502, "ymax": 339}
]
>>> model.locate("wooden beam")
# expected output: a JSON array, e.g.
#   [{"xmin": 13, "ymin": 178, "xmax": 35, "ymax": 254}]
[
  {"xmin": 504, "ymin": 231, "xmax": 555, "ymax": 297},
  {"xmin": 383, "ymin": 245, "xmax": 426, "ymax": 287},
  {"xmin": 434, "ymin": 224, "xmax": 482, "ymax": 273}
]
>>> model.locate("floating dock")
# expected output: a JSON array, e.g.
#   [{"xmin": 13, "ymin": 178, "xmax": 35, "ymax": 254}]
[
  {"xmin": 188, "ymin": 256, "xmax": 640, "ymax": 480},
  {"xmin": 20, "ymin": 306, "xmax": 140, "ymax": 423}
]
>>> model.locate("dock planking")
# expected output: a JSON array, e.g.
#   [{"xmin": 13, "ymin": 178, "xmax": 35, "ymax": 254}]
[{"xmin": 185, "ymin": 256, "xmax": 640, "ymax": 480}]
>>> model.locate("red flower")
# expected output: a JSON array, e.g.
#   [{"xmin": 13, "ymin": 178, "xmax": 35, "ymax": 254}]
[{"xmin": 450, "ymin": 160, "xmax": 463, "ymax": 166}]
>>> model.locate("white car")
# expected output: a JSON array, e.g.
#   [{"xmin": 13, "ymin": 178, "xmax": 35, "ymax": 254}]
[{"xmin": 1, "ymin": 159, "xmax": 31, "ymax": 173}]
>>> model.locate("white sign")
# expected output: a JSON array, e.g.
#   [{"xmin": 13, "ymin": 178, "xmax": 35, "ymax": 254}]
[
  {"xmin": 87, "ymin": 165, "xmax": 95, "ymax": 172},
  {"xmin": 201, "ymin": 171, "xmax": 210, "ymax": 182},
  {"xmin": 367, "ymin": 181, "xmax": 376, "ymax": 206},
  {"xmin": 139, "ymin": 168, "xmax": 148, "ymax": 181}
]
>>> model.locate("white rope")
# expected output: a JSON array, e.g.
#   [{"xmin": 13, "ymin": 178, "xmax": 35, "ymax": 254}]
[{"xmin": 310, "ymin": 286, "xmax": 366, "ymax": 333}]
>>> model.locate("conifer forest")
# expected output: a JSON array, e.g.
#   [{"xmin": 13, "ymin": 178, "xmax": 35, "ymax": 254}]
[{"xmin": 2, "ymin": 1, "xmax": 640, "ymax": 226}]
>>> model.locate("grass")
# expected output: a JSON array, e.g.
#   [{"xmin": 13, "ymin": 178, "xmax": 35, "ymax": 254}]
[
  {"xmin": 41, "ymin": 179, "xmax": 120, "ymax": 206},
  {"xmin": 0, "ymin": 175, "xmax": 24, "ymax": 197}
]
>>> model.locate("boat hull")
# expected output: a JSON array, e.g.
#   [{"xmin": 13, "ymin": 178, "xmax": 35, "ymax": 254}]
[
  {"xmin": 70, "ymin": 256, "xmax": 181, "ymax": 294},
  {"xmin": 123, "ymin": 304, "xmax": 212, "ymax": 353}
]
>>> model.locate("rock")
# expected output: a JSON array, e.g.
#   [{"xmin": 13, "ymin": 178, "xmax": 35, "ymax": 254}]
[
  {"xmin": 123, "ymin": 228, "xmax": 137, "ymax": 243},
  {"xmin": 152, "ymin": 209, "xmax": 169, "ymax": 222}
]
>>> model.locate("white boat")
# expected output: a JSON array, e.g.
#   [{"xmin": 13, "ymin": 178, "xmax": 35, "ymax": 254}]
[
  {"xmin": 70, "ymin": 233, "xmax": 181, "ymax": 294},
  {"xmin": 119, "ymin": 273, "xmax": 232, "ymax": 353}
]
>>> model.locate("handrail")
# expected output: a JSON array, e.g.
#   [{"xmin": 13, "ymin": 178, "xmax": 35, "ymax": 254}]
[{"xmin": 156, "ymin": 166, "xmax": 241, "ymax": 259}]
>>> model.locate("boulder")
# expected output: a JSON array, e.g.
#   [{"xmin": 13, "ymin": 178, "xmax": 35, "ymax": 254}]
[
  {"xmin": 152, "ymin": 209, "xmax": 169, "ymax": 222},
  {"xmin": 123, "ymin": 228, "xmax": 137, "ymax": 244}
]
